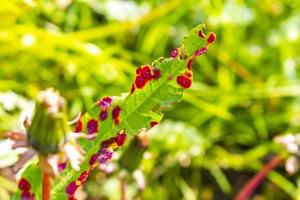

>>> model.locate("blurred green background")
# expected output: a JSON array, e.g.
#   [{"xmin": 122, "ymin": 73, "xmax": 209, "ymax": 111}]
[{"xmin": 1, "ymin": 0, "xmax": 300, "ymax": 199}]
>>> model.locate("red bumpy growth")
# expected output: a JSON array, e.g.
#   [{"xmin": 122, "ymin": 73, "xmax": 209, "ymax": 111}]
[
  {"xmin": 207, "ymin": 32, "xmax": 216, "ymax": 44},
  {"xmin": 99, "ymin": 111, "xmax": 108, "ymax": 121},
  {"xmin": 176, "ymin": 30, "xmax": 216, "ymax": 89},
  {"xmin": 150, "ymin": 121, "xmax": 159, "ymax": 128},
  {"xmin": 170, "ymin": 48, "xmax": 178, "ymax": 58},
  {"xmin": 135, "ymin": 76, "xmax": 147, "ymax": 89},
  {"xmin": 19, "ymin": 178, "xmax": 34, "ymax": 200},
  {"xmin": 58, "ymin": 162, "xmax": 67, "ymax": 172},
  {"xmin": 198, "ymin": 30, "xmax": 206, "ymax": 39},
  {"xmin": 131, "ymin": 65, "xmax": 161, "ymax": 93},
  {"xmin": 18, "ymin": 178, "xmax": 31, "ymax": 191},
  {"xmin": 98, "ymin": 97, "xmax": 112, "ymax": 111},
  {"xmin": 66, "ymin": 181, "xmax": 79, "ymax": 196},
  {"xmin": 151, "ymin": 68, "xmax": 161, "ymax": 79},
  {"xmin": 21, "ymin": 191, "xmax": 31, "ymax": 200},
  {"xmin": 177, "ymin": 75, "xmax": 192, "ymax": 89},
  {"xmin": 74, "ymin": 118, "xmax": 83, "ymax": 133},
  {"xmin": 115, "ymin": 133, "xmax": 126, "ymax": 147},
  {"xmin": 112, "ymin": 106, "xmax": 121, "ymax": 125},
  {"xmin": 89, "ymin": 153, "xmax": 99, "ymax": 166},
  {"xmin": 87, "ymin": 119, "xmax": 98, "ymax": 134},
  {"xmin": 78, "ymin": 170, "xmax": 90, "ymax": 184}
]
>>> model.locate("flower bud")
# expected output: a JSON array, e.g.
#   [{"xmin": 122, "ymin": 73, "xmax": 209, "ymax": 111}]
[{"xmin": 27, "ymin": 89, "xmax": 68, "ymax": 154}]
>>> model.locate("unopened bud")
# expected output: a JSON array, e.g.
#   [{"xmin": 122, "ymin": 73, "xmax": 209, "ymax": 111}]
[{"xmin": 27, "ymin": 88, "xmax": 68, "ymax": 154}]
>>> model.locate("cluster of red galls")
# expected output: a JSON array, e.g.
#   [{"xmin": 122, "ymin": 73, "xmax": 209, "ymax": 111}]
[
  {"xmin": 18, "ymin": 178, "xmax": 35, "ymax": 200},
  {"xmin": 131, "ymin": 31, "xmax": 216, "ymax": 91},
  {"xmin": 74, "ymin": 96, "xmax": 122, "ymax": 141},
  {"xmin": 66, "ymin": 29, "xmax": 217, "ymax": 199},
  {"xmin": 66, "ymin": 132, "xmax": 126, "ymax": 199},
  {"xmin": 177, "ymin": 72, "xmax": 193, "ymax": 89},
  {"xmin": 172, "ymin": 31, "xmax": 216, "ymax": 89},
  {"xmin": 66, "ymin": 97, "xmax": 126, "ymax": 199},
  {"xmin": 169, "ymin": 48, "xmax": 193, "ymax": 89},
  {"xmin": 65, "ymin": 172, "xmax": 90, "ymax": 200},
  {"xmin": 131, "ymin": 65, "xmax": 161, "ymax": 93}
]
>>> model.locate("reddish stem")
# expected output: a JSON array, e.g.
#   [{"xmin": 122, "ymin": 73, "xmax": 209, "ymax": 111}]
[
  {"xmin": 234, "ymin": 155, "xmax": 283, "ymax": 200},
  {"xmin": 42, "ymin": 172, "xmax": 51, "ymax": 200},
  {"xmin": 121, "ymin": 176, "xmax": 126, "ymax": 200}
]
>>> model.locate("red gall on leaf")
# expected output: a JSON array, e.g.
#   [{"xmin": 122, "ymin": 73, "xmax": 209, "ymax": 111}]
[
  {"xmin": 89, "ymin": 153, "xmax": 99, "ymax": 166},
  {"xmin": 112, "ymin": 106, "xmax": 121, "ymax": 119},
  {"xmin": 115, "ymin": 133, "xmax": 126, "ymax": 147},
  {"xmin": 170, "ymin": 48, "xmax": 178, "ymax": 58},
  {"xmin": 101, "ymin": 137, "xmax": 115, "ymax": 148},
  {"xmin": 135, "ymin": 75, "xmax": 147, "ymax": 89},
  {"xmin": 207, "ymin": 32, "xmax": 216, "ymax": 44},
  {"xmin": 134, "ymin": 65, "xmax": 153, "ymax": 89},
  {"xmin": 98, "ymin": 149, "xmax": 113, "ymax": 164},
  {"xmin": 18, "ymin": 178, "xmax": 31, "ymax": 191},
  {"xmin": 68, "ymin": 196, "xmax": 77, "ymax": 200},
  {"xmin": 136, "ymin": 66, "xmax": 143, "ymax": 74},
  {"xmin": 114, "ymin": 118, "xmax": 120, "ymax": 125},
  {"xmin": 87, "ymin": 119, "xmax": 98, "ymax": 135},
  {"xmin": 136, "ymin": 65, "xmax": 150, "ymax": 75},
  {"xmin": 78, "ymin": 170, "xmax": 90, "ymax": 184},
  {"xmin": 151, "ymin": 68, "xmax": 161, "ymax": 79},
  {"xmin": 140, "ymin": 66, "xmax": 152, "ymax": 80},
  {"xmin": 99, "ymin": 110, "xmax": 108, "ymax": 121},
  {"xmin": 58, "ymin": 162, "xmax": 67, "ymax": 172},
  {"xmin": 65, "ymin": 181, "xmax": 79, "ymax": 196},
  {"xmin": 98, "ymin": 97, "xmax": 112, "ymax": 111},
  {"xmin": 194, "ymin": 47, "xmax": 207, "ymax": 56},
  {"xmin": 187, "ymin": 59, "xmax": 194, "ymax": 70},
  {"xmin": 198, "ymin": 30, "xmax": 206, "ymax": 39},
  {"xmin": 150, "ymin": 121, "xmax": 159, "ymax": 128},
  {"xmin": 187, "ymin": 47, "xmax": 208, "ymax": 70},
  {"xmin": 177, "ymin": 75, "xmax": 192, "ymax": 89},
  {"xmin": 74, "ymin": 118, "xmax": 83, "ymax": 133},
  {"xmin": 21, "ymin": 190, "xmax": 32, "ymax": 200}
]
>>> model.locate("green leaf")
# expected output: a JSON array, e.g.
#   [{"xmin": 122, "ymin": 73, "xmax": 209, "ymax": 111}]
[
  {"xmin": 267, "ymin": 171, "xmax": 296, "ymax": 198},
  {"xmin": 12, "ymin": 24, "xmax": 213, "ymax": 200},
  {"xmin": 12, "ymin": 165, "xmax": 42, "ymax": 200},
  {"xmin": 183, "ymin": 24, "xmax": 207, "ymax": 57}
]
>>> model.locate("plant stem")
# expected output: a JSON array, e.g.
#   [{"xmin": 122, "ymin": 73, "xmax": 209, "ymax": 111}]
[
  {"xmin": 42, "ymin": 172, "xmax": 51, "ymax": 200},
  {"xmin": 121, "ymin": 176, "xmax": 126, "ymax": 200},
  {"xmin": 234, "ymin": 155, "xmax": 283, "ymax": 200}
]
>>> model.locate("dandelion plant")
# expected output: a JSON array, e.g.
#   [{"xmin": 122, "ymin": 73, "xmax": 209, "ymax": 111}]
[{"xmin": 9, "ymin": 24, "xmax": 216, "ymax": 200}]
